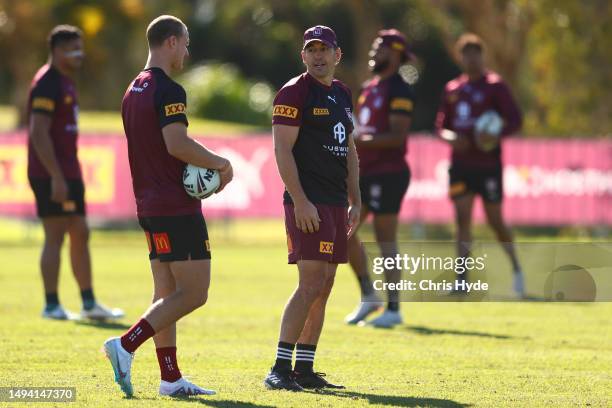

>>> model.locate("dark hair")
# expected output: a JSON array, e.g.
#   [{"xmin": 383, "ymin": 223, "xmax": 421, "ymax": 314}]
[
  {"xmin": 146, "ymin": 15, "xmax": 186, "ymax": 48},
  {"xmin": 48, "ymin": 25, "xmax": 82, "ymax": 50},
  {"xmin": 455, "ymin": 33, "xmax": 484, "ymax": 54}
]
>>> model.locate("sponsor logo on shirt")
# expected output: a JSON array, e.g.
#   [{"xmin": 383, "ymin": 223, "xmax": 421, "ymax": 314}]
[
  {"xmin": 319, "ymin": 241, "xmax": 334, "ymax": 254},
  {"xmin": 32, "ymin": 97, "xmax": 55, "ymax": 112},
  {"xmin": 153, "ymin": 232, "xmax": 172, "ymax": 254},
  {"xmin": 390, "ymin": 97, "xmax": 413, "ymax": 112},
  {"xmin": 313, "ymin": 107, "xmax": 330, "ymax": 115},
  {"xmin": 273, "ymin": 104, "xmax": 298, "ymax": 119},
  {"xmin": 165, "ymin": 103, "xmax": 186, "ymax": 116}
]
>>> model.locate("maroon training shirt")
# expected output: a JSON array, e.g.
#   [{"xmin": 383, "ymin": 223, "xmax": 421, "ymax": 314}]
[
  {"xmin": 356, "ymin": 72, "xmax": 414, "ymax": 176},
  {"xmin": 121, "ymin": 67, "xmax": 200, "ymax": 217},
  {"xmin": 272, "ymin": 72, "xmax": 354, "ymax": 206},
  {"xmin": 27, "ymin": 64, "xmax": 81, "ymax": 179},
  {"xmin": 435, "ymin": 71, "xmax": 522, "ymax": 168}
]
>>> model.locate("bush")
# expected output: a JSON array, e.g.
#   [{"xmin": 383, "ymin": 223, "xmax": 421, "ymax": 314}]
[{"xmin": 180, "ymin": 63, "xmax": 273, "ymax": 127}]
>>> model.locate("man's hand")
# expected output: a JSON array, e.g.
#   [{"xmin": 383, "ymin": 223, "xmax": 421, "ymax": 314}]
[
  {"xmin": 347, "ymin": 204, "xmax": 361, "ymax": 238},
  {"xmin": 216, "ymin": 160, "xmax": 233, "ymax": 194},
  {"xmin": 294, "ymin": 199, "xmax": 321, "ymax": 233},
  {"xmin": 50, "ymin": 176, "xmax": 68, "ymax": 203}
]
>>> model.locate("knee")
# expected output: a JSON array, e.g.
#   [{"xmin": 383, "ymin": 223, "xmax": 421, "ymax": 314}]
[
  {"xmin": 321, "ymin": 272, "xmax": 336, "ymax": 296},
  {"xmin": 297, "ymin": 280, "xmax": 327, "ymax": 303},
  {"xmin": 70, "ymin": 224, "xmax": 90, "ymax": 244},
  {"xmin": 44, "ymin": 234, "xmax": 65, "ymax": 250},
  {"xmin": 185, "ymin": 285, "xmax": 208, "ymax": 309}
]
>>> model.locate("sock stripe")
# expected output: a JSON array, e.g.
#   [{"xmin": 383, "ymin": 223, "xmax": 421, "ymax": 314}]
[{"xmin": 295, "ymin": 350, "xmax": 316, "ymax": 355}]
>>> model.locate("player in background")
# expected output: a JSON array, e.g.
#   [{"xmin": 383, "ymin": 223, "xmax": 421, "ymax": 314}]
[
  {"xmin": 264, "ymin": 25, "xmax": 360, "ymax": 391},
  {"xmin": 435, "ymin": 33, "xmax": 524, "ymax": 296},
  {"xmin": 27, "ymin": 25, "xmax": 124, "ymax": 321},
  {"xmin": 103, "ymin": 15, "xmax": 233, "ymax": 397},
  {"xmin": 345, "ymin": 29, "xmax": 415, "ymax": 328}
]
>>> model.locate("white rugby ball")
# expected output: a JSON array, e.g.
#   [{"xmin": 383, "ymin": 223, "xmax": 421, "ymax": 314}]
[
  {"xmin": 475, "ymin": 110, "xmax": 504, "ymax": 136},
  {"xmin": 183, "ymin": 164, "xmax": 220, "ymax": 200},
  {"xmin": 474, "ymin": 110, "xmax": 504, "ymax": 151}
]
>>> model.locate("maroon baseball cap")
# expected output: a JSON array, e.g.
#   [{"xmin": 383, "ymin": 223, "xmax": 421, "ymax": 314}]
[
  {"xmin": 377, "ymin": 28, "xmax": 413, "ymax": 61},
  {"xmin": 303, "ymin": 25, "xmax": 338, "ymax": 49}
]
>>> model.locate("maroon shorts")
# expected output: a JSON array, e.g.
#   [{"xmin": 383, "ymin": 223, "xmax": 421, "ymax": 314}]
[{"xmin": 284, "ymin": 203, "xmax": 348, "ymax": 264}]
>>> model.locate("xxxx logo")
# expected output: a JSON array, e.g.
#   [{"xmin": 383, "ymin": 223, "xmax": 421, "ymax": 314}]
[
  {"xmin": 164, "ymin": 103, "xmax": 186, "ymax": 116},
  {"xmin": 319, "ymin": 241, "xmax": 334, "ymax": 255},
  {"xmin": 273, "ymin": 105, "xmax": 298, "ymax": 119}
]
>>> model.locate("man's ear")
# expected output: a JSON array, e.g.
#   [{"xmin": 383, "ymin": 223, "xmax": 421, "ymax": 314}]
[
  {"xmin": 167, "ymin": 35, "xmax": 177, "ymax": 49},
  {"xmin": 301, "ymin": 50, "xmax": 306, "ymax": 64},
  {"xmin": 335, "ymin": 47, "xmax": 342, "ymax": 65}
]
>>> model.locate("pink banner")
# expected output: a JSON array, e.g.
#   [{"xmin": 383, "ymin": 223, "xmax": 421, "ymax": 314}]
[{"xmin": 0, "ymin": 132, "xmax": 610, "ymax": 225}]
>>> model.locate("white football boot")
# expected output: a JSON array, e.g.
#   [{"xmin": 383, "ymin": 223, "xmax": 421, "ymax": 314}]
[
  {"xmin": 81, "ymin": 303, "xmax": 125, "ymax": 320},
  {"xmin": 159, "ymin": 377, "xmax": 216, "ymax": 396},
  {"xmin": 103, "ymin": 337, "xmax": 134, "ymax": 397},
  {"xmin": 42, "ymin": 304, "xmax": 74, "ymax": 320},
  {"xmin": 345, "ymin": 293, "xmax": 384, "ymax": 325},
  {"xmin": 366, "ymin": 309, "xmax": 403, "ymax": 328}
]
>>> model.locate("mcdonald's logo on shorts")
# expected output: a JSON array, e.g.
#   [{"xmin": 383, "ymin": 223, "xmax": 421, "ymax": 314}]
[
  {"xmin": 153, "ymin": 232, "xmax": 172, "ymax": 254},
  {"xmin": 319, "ymin": 241, "xmax": 334, "ymax": 255}
]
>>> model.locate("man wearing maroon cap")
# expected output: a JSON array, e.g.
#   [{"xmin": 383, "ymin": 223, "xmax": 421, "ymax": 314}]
[
  {"xmin": 435, "ymin": 33, "xmax": 525, "ymax": 296},
  {"xmin": 264, "ymin": 25, "xmax": 360, "ymax": 391},
  {"xmin": 345, "ymin": 29, "xmax": 415, "ymax": 328}
]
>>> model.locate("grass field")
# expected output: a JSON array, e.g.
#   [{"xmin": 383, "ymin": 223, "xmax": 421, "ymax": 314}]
[
  {"xmin": 0, "ymin": 219, "xmax": 611, "ymax": 407},
  {"xmin": 0, "ymin": 105, "xmax": 262, "ymax": 135}
]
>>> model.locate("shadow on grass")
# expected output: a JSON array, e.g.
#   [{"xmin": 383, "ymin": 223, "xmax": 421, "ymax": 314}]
[
  {"xmin": 406, "ymin": 325, "xmax": 529, "ymax": 340},
  {"xmin": 313, "ymin": 389, "xmax": 470, "ymax": 407},
  {"xmin": 74, "ymin": 319, "xmax": 132, "ymax": 330},
  {"xmin": 163, "ymin": 398, "xmax": 276, "ymax": 407}
]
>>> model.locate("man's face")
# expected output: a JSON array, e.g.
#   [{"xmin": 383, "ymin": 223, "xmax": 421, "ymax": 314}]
[
  {"xmin": 301, "ymin": 41, "xmax": 340, "ymax": 79},
  {"xmin": 170, "ymin": 28, "xmax": 190, "ymax": 71},
  {"xmin": 55, "ymin": 38, "xmax": 84, "ymax": 71},
  {"xmin": 369, "ymin": 38, "xmax": 392, "ymax": 73},
  {"xmin": 461, "ymin": 46, "xmax": 484, "ymax": 75}
]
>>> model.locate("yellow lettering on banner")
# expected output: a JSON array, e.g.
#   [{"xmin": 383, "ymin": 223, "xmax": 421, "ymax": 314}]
[
  {"xmin": 0, "ymin": 144, "xmax": 115, "ymax": 205},
  {"xmin": 390, "ymin": 98, "xmax": 413, "ymax": 112},
  {"xmin": 78, "ymin": 147, "xmax": 115, "ymax": 203},
  {"xmin": 0, "ymin": 146, "xmax": 34, "ymax": 202}
]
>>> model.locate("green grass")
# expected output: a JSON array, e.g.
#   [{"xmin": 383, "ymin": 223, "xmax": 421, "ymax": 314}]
[
  {"xmin": 0, "ymin": 219, "xmax": 611, "ymax": 407},
  {"xmin": 0, "ymin": 105, "xmax": 263, "ymax": 135}
]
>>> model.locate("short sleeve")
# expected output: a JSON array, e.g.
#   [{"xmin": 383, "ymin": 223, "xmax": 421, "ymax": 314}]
[
  {"xmin": 388, "ymin": 76, "xmax": 415, "ymax": 115},
  {"xmin": 272, "ymin": 81, "xmax": 306, "ymax": 127},
  {"xmin": 158, "ymin": 82, "xmax": 188, "ymax": 129},
  {"xmin": 30, "ymin": 73, "xmax": 60, "ymax": 115}
]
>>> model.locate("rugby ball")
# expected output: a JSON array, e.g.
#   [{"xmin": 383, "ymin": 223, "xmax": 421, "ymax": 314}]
[
  {"xmin": 183, "ymin": 164, "xmax": 220, "ymax": 200},
  {"xmin": 474, "ymin": 110, "xmax": 504, "ymax": 151}
]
